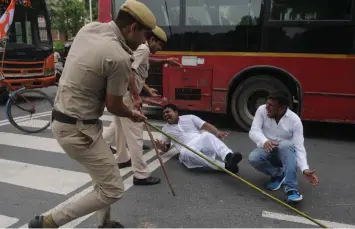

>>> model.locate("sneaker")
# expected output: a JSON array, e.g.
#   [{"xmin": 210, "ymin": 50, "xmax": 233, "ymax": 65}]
[
  {"xmin": 287, "ymin": 190, "xmax": 303, "ymax": 203},
  {"xmin": 267, "ymin": 174, "xmax": 285, "ymax": 191}
]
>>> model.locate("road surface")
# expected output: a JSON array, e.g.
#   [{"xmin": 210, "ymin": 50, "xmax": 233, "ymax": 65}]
[{"xmin": 0, "ymin": 87, "xmax": 354, "ymax": 228}]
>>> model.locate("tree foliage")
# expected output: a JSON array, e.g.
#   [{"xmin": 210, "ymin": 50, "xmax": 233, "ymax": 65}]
[{"xmin": 48, "ymin": 0, "xmax": 88, "ymax": 39}]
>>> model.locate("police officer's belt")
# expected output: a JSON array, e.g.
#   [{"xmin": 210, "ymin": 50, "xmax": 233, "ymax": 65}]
[{"xmin": 52, "ymin": 109, "xmax": 98, "ymax": 125}]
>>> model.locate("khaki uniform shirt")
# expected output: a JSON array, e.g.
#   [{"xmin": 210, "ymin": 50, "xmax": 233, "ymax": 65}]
[
  {"xmin": 53, "ymin": 21, "xmax": 133, "ymax": 120},
  {"xmin": 131, "ymin": 42, "xmax": 150, "ymax": 93}
]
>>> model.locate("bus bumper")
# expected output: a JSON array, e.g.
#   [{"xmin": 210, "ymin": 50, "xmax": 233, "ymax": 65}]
[{"xmin": 0, "ymin": 75, "xmax": 56, "ymax": 90}]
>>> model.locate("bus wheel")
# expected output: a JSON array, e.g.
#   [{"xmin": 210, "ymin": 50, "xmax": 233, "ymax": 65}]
[{"xmin": 231, "ymin": 75, "xmax": 291, "ymax": 132}]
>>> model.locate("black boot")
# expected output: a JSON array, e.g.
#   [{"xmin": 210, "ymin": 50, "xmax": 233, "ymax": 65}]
[
  {"xmin": 225, "ymin": 152, "xmax": 243, "ymax": 174},
  {"xmin": 133, "ymin": 176, "xmax": 160, "ymax": 185},
  {"xmin": 117, "ymin": 159, "xmax": 131, "ymax": 169}
]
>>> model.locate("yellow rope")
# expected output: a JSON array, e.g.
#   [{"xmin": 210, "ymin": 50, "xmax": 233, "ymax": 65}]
[{"xmin": 145, "ymin": 121, "xmax": 328, "ymax": 228}]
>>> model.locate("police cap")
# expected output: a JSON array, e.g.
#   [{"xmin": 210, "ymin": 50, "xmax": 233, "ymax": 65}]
[
  {"xmin": 152, "ymin": 26, "xmax": 167, "ymax": 43},
  {"xmin": 120, "ymin": 0, "xmax": 156, "ymax": 30}
]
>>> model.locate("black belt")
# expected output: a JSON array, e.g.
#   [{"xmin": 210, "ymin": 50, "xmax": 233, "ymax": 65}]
[{"xmin": 52, "ymin": 109, "xmax": 98, "ymax": 125}]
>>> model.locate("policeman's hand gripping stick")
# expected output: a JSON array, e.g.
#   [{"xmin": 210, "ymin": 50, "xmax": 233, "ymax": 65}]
[
  {"xmin": 139, "ymin": 108, "xmax": 176, "ymax": 196},
  {"xmin": 143, "ymin": 120, "xmax": 328, "ymax": 228}
]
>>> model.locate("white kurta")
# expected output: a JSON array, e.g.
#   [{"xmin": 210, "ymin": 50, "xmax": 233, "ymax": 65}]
[{"xmin": 160, "ymin": 115, "xmax": 233, "ymax": 170}]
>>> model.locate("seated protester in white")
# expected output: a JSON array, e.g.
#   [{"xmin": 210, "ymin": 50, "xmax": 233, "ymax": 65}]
[
  {"xmin": 154, "ymin": 103, "xmax": 243, "ymax": 174},
  {"xmin": 248, "ymin": 91, "xmax": 319, "ymax": 203}
]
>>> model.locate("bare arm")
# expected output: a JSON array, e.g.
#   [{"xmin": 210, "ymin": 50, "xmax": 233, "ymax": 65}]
[
  {"xmin": 104, "ymin": 58, "xmax": 145, "ymax": 120},
  {"xmin": 149, "ymin": 57, "xmax": 182, "ymax": 67},
  {"xmin": 149, "ymin": 57, "xmax": 167, "ymax": 65},
  {"xmin": 143, "ymin": 83, "xmax": 150, "ymax": 93},
  {"xmin": 128, "ymin": 70, "xmax": 139, "ymax": 98},
  {"xmin": 106, "ymin": 94, "xmax": 133, "ymax": 117}
]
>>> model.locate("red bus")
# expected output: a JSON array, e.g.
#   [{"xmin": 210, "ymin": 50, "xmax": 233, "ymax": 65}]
[{"xmin": 99, "ymin": 0, "xmax": 355, "ymax": 132}]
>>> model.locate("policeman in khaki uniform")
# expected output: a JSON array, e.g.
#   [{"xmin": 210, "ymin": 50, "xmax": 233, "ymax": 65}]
[
  {"xmin": 103, "ymin": 26, "xmax": 181, "ymax": 186},
  {"xmin": 28, "ymin": 1, "xmax": 156, "ymax": 228}
]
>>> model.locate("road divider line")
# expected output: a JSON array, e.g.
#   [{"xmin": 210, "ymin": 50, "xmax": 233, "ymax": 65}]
[
  {"xmin": 0, "ymin": 111, "xmax": 52, "ymax": 127},
  {"xmin": 262, "ymin": 211, "xmax": 355, "ymax": 228}
]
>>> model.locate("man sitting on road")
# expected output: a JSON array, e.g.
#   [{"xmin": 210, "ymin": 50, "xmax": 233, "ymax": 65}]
[
  {"xmin": 154, "ymin": 103, "xmax": 243, "ymax": 174},
  {"xmin": 248, "ymin": 91, "xmax": 319, "ymax": 203}
]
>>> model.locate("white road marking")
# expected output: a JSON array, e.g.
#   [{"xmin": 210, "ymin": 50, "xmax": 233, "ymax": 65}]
[
  {"xmin": 0, "ymin": 214, "xmax": 19, "ymax": 228},
  {"xmin": 0, "ymin": 111, "xmax": 52, "ymax": 127},
  {"xmin": 0, "ymin": 159, "xmax": 91, "ymax": 195},
  {"xmin": 262, "ymin": 211, "xmax": 355, "ymax": 228},
  {"xmin": 10, "ymin": 119, "xmax": 161, "ymax": 145},
  {"xmin": 20, "ymin": 148, "xmax": 179, "ymax": 228},
  {"xmin": 0, "ymin": 132, "xmax": 65, "ymax": 153}
]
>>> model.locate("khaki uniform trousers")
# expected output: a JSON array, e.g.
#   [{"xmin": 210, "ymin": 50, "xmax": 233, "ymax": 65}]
[
  {"xmin": 103, "ymin": 92, "xmax": 150, "ymax": 179},
  {"xmin": 51, "ymin": 119, "xmax": 124, "ymax": 226}
]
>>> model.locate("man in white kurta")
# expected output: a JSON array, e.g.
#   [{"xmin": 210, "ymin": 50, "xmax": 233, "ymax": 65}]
[{"xmin": 155, "ymin": 104, "xmax": 243, "ymax": 173}]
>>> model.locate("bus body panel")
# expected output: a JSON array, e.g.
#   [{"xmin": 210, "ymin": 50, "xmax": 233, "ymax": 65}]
[{"xmin": 157, "ymin": 52, "xmax": 355, "ymax": 123}]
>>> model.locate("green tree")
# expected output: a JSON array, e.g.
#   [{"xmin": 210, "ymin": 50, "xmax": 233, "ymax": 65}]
[{"xmin": 48, "ymin": 0, "xmax": 88, "ymax": 40}]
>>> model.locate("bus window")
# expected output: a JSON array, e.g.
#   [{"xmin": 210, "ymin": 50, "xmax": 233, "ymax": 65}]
[
  {"xmin": 38, "ymin": 15, "xmax": 48, "ymax": 42},
  {"xmin": 114, "ymin": 0, "xmax": 180, "ymax": 26},
  {"xmin": 185, "ymin": 0, "xmax": 261, "ymax": 26},
  {"xmin": 270, "ymin": 0, "xmax": 352, "ymax": 21}
]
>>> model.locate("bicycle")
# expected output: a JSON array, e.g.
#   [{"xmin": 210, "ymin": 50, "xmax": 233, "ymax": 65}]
[{"xmin": 0, "ymin": 74, "xmax": 53, "ymax": 133}]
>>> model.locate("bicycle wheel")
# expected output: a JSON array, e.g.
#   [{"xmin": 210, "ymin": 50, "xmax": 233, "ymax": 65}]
[{"xmin": 6, "ymin": 89, "xmax": 53, "ymax": 133}]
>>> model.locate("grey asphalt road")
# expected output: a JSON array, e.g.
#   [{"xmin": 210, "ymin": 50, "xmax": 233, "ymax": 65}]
[{"xmin": 0, "ymin": 86, "xmax": 354, "ymax": 228}]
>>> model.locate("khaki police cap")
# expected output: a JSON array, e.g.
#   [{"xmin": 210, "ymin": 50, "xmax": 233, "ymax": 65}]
[
  {"xmin": 120, "ymin": 0, "xmax": 156, "ymax": 30},
  {"xmin": 152, "ymin": 26, "xmax": 167, "ymax": 43}
]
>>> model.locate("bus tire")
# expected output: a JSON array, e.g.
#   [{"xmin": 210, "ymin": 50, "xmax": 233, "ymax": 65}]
[{"xmin": 231, "ymin": 75, "xmax": 292, "ymax": 132}]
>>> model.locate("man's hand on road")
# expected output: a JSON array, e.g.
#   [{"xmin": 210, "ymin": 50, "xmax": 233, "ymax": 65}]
[
  {"xmin": 264, "ymin": 140, "xmax": 278, "ymax": 152},
  {"xmin": 129, "ymin": 109, "xmax": 147, "ymax": 123},
  {"xmin": 216, "ymin": 131, "xmax": 228, "ymax": 139},
  {"xmin": 166, "ymin": 57, "xmax": 182, "ymax": 67},
  {"xmin": 303, "ymin": 169, "xmax": 319, "ymax": 186}
]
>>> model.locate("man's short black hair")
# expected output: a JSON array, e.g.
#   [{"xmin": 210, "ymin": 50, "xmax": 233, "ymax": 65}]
[
  {"xmin": 267, "ymin": 91, "xmax": 290, "ymax": 107},
  {"xmin": 162, "ymin": 103, "xmax": 178, "ymax": 112}
]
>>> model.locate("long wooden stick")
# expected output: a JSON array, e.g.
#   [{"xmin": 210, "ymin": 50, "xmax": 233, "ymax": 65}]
[{"xmin": 140, "ymin": 108, "xmax": 176, "ymax": 196}]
